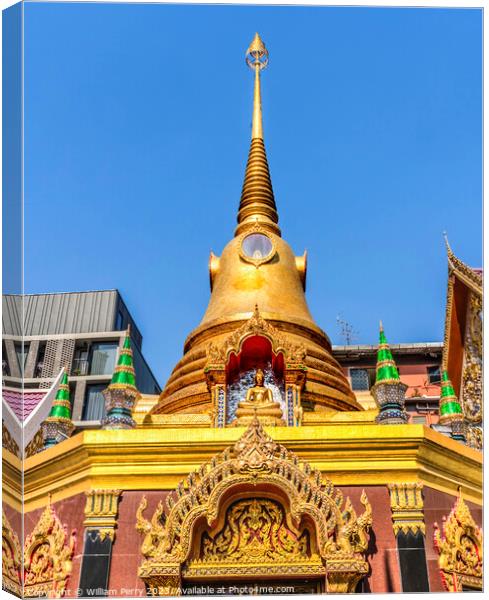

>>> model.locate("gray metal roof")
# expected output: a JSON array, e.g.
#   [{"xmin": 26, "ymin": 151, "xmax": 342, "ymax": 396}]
[{"xmin": 2, "ymin": 290, "xmax": 142, "ymax": 343}]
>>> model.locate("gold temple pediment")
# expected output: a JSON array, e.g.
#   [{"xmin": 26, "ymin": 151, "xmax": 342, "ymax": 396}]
[
  {"xmin": 136, "ymin": 418, "xmax": 372, "ymax": 595},
  {"xmin": 23, "ymin": 499, "xmax": 76, "ymax": 598},
  {"xmin": 433, "ymin": 491, "xmax": 483, "ymax": 592}
]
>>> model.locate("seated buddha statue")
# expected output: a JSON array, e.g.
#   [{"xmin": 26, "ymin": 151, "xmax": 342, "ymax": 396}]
[{"xmin": 233, "ymin": 368, "xmax": 285, "ymax": 427}]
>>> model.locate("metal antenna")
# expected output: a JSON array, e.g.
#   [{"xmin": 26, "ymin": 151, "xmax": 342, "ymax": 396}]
[{"xmin": 336, "ymin": 314, "xmax": 358, "ymax": 345}]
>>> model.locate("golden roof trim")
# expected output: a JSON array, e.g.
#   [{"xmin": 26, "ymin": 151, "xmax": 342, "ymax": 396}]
[{"xmin": 444, "ymin": 235, "xmax": 482, "ymax": 295}]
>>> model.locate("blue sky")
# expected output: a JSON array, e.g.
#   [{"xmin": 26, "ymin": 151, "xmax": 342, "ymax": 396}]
[{"xmin": 23, "ymin": 3, "xmax": 482, "ymax": 387}]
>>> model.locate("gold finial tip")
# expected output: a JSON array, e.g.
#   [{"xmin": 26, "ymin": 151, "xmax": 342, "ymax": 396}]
[
  {"xmin": 443, "ymin": 232, "xmax": 453, "ymax": 256},
  {"xmin": 379, "ymin": 320, "xmax": 384, "ymax": 331},
  {"xmin": 246, "ymin": 33, "xmax": 269, "ymax": 70}
]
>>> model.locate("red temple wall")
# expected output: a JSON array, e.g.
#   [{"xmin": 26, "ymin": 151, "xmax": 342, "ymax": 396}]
[
  {"xmin": 19, "ymin": 484, "xmax": 481, "ymax": 597},
  {"xmin": 3, "ymin": 502, "xmax": 22, "ymax": 544},
  {"xmin": 341, "ymin": 485, "xmax": 401, "ymax": 593},
  {"xmin": 108, "ymin": 490, "xmax": 170, "ymax": 597}
]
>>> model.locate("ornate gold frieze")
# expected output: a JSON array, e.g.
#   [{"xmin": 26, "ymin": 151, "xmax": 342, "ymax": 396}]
[
  {"xmin": 461, "ymin": 292, "xmax": 482, "ymax": 449},
  {"xmin": 84, "ymin": 489, "xmax": 122, "ymax": 542},
  {"xmin": 2, "ymin": 509, "xmax": 22, "ymax": 596},
  {"xmin": 136, "ymin": 418, "xmax": 372, "ymax": 594},
  {"xmin": 388, "ymin": 482, "xmax": 425, "ymax": 536},
  {"xmin": 24, "ymin": 499, "xmax": 76, "ymax": 598},
  {"xmin": 433, "ymin": 491, "xmax": 482, "ymax": 592}
]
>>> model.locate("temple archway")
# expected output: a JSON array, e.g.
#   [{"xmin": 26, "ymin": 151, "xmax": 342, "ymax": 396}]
[
  {"xmin": 136, "ymin": 419, "xmax": 372, "ymax": 595},
  {"xmin": 204, "ymin": 306, "xmax": 307, "ymax": 427}
]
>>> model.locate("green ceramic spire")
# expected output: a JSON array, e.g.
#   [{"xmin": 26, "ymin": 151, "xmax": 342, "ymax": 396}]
[
  {"xmin": 375, "ymin": 321, "xmax": 400, "ymax": 384},
  {"xmin": 42, "ymin": 369, "xmax": 75, "ymax": 449},
  {"xmin": 102, "ymin": 326, "xmax": 138, "ymax": 429},
  {"xmin": 47, "ymin": 370, "xmax": 72, "ymax": 421},
  {"xmin": 109, "ymin": 326, "xmax": 137, "ymax": 390},
  {"xmin": 439, "ymin": 370, "xmax": 463, "ymax": 423}
]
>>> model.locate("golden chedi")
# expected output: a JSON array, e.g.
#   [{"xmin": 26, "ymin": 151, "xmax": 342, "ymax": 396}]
[
  {"xmin": 233, "ymin": 368, "xmax": 285, "ymax": 426},
  {"xmin": 153, "ymin": 34, "xmax": 360, "ymax": 418}
]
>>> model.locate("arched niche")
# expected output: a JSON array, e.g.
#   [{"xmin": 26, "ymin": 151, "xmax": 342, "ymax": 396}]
[
  {"xmin": 181, "ymin": 483, "xmax": 325, "ymax": 592},
  {"xmin": 204, "ymin": 306, "xmax": 306, "ymax": 428},
  {"xmin": 226, "ymin": 335, "xmax": 286, "ymax": 425}
]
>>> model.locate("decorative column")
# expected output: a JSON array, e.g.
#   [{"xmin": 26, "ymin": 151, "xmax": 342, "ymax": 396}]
[
  {"xmin": 78, "ymin": 490, "xmax": 122, "ymax": 597},
  {"xmin": 371, "ymin": 322, "xmax": 408, "ymax": 424},
  {"xmin": 285, "ymin": 367, "xmax": 306, "ymax": 426},
  {"xmin": 439, "ymin": 370, "xmax": 465, "ymax": 443},
  {"xmin": 41, "ymin": 369, "xmax": 75, "ymax": 449},
  {"xmin": 102, "ymin": 327, "xmax": 138, "ymax": 429},
  {"xmin": 204, "ymin": 365, "xmax": 227, "ymax": 428},
  {"xmin": 388, "ymin": 483, "xmax": 429, "ymax": 592}
]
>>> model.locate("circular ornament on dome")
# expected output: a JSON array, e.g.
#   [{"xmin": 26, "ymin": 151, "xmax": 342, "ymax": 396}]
[{"xmin": 239, "ymin": 230, "xmax": 276, "ymax": 267}]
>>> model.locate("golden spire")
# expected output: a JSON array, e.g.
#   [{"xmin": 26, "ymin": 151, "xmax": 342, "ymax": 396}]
[{"xmin": 236, "ymin": 33, "xmax": 280, "ymax": 237}]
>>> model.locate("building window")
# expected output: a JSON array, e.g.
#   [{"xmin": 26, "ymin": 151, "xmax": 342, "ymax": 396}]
[
  {"xmin": 115, "ymin": 310, "xmax": 124, "ymax": 331},
  {"xmin": 34, "ymin": 343, "xmax": 46, "ymax": 378},
  {"xmin": 412, "ymin": 415, "xmax": 427, "ymax": 424},
  {"xmin": 2, "ymin": 342, "xmax": 10, "ymax": 376},
  {"xmin": 350, "ymin": 368, "xmax": 376, "ymax": 391},
  {"xmin": 82, "ymin": 384, "xmax": 107, "ymax": 421},
  {"xmin": 72, "ymin": 342, "xmax": 90, "ymax": 376},
  {"xmin": 427, "ymin": 365, "xmax": 441, "ymax": 384},
  {"xmin": 14, "ymin": 343, "xmax": 29, "ymax": 372},
  {"xmin": 89, "ymin": 342, "xmax": 118, "ymax": 375}
]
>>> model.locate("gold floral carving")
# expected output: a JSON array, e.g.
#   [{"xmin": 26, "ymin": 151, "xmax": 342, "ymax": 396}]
[
  {"xmin": 198, "ymin": 498, "xmax": 312, "ymax": 563},
  {"xmin": 433, "ymin": 492, "xmax": 482, "ymax": 592},
  {"xmin": 83, "ymin": 489, "xmax": 122, "ymax": 542},
  {"xmin": 2, "ymin": 509, "xmax": 22, "ymax": 596},
  {"xmin": 205, "ymin": 304, "xmax": 307, "ymax": 371},
  {"xmin": 136, "ymin": 418, "xmax": 372, "ymax": 594},
  {"xmin": 388, "ymin": 483, "xmax": 425, "ymax": 536},
  {"xmin": 24, "ymin": 499, "xmax": 76, "ymax": 598}
]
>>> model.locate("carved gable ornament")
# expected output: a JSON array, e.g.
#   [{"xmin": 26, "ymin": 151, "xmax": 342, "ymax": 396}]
[
  {"xmin": 2, "ymin": 509, "xmax": 22, "ymax": 596},
  {"xmin": 23, "ymin": 500, "xmax": 76, "ymax": 598},
  {"xmin": 136, "ymin": 418, "xmax": 372, "ymax": 595},
  {"xmin": 433, "ymin": 492, "xmax": 482, "ymax": 592},
  {"xmin": 205, "ymin": 304, "xmax": 307, "ymax": 371}
]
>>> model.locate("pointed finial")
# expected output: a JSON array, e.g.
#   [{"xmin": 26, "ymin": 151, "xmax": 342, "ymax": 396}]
[
  {"xmin": 236, "ymin": 34, "xmax": 280, "ymax": 236},
  {"xmin": 443, "ymin": 231, "xmax": 453, "ymax": 256},
  {"xmin": 127, "ymin": 323, "xmax": 131, "ymax": 335},
  {"xmin": 246, "ymin": 33, "xmax": 269, "ymax": 71},
  {"xmin": 379, "ymin": 320, "xmax": 384, "ymax": 332},
  {"xmin": 245, "ymin": 33, "xmax": 268, "ymax": 140}
]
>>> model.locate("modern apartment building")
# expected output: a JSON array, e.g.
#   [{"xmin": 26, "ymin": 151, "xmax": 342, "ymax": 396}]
[{"xmin": 2, "ymin": 290, "xmax": 161, "ymax": 425}]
